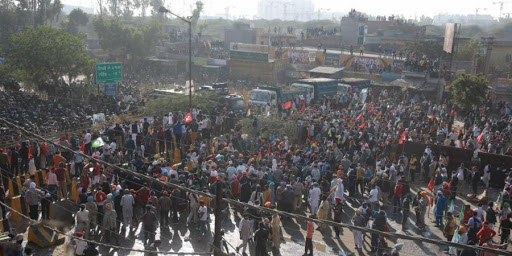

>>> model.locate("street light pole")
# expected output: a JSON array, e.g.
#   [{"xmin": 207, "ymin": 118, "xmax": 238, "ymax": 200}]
[
  {"xmin": 188, "ymin": 21, "xmax": 192, "ymax": 110},
  {"xmin": 159, "ymin": 6, "xmax": 193, "ymax": 110}
]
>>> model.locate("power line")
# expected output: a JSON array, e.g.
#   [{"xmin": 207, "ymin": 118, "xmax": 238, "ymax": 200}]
[
  {"xmin": 0, "ymin": 200, "xmax": 212, "ymax": 255},
  {"xmin": 0, "ymin": 117, "xmax": 509, "ymax": 255}
]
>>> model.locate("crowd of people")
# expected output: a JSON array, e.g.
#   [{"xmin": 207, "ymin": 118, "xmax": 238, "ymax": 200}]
[{"xmin": 0, "ymin": 82, "xmax": 511, "ymax": 256}]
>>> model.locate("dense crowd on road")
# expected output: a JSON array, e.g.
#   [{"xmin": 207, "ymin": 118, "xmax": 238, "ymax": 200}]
[{"xmin": 0, "ymin": 84, "xmax": 511, "ymax": 256}]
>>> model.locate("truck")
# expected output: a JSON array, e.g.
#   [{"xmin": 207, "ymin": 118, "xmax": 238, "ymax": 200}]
[
  {"xmin": 338, "ymin": 78, "xmax": 371, "ymax": 88},
  {"xmin": 337, "ymin": 78, "xmax": 371, "ymax": 95},
  {"xmin": 248, "ymin": 86, "xmax": 308, "ymax": 108},
  {"xmin": 218, "ymin": 94, "xmax": 247, "ymax": 114},
  {"xmin": 291, "ymin": 78, "xmax": 338, "ymax": 103},
  {"xmin": 198, "ymin": 82, "xmax": 247, "ymax": 114}
]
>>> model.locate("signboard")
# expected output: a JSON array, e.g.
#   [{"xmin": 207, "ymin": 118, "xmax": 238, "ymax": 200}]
[
  {"xmin": 229, "ymin": 43, "xmax": 269, "ymax": 53},
  {"xmin": 288, "ymin": 50, "xmax": 311, "ymax": 64},
  {"xmin": 230, "ymin": 51, "xmax": 269, "ymax": 62},
  {"xmin": 443, "ymin": 23, "xmax": 456, "ymax": 53},
  {"xmin": 104, "ymin": 82, "xmax": 117, "ymax": 96},
  {"xmin": 95, "ymin": 62, "xmax": 123, "ymax": 83},
  {"xmin": 352, "ymin": 57, "xmax": 383, "ymax": 71},
  {"xmin": 308, "ymin": 52, "xmax": 317, "ymax": 62},
  {"xmin": 325, "ymin": 53, "xmax": 340, "ymax": 66},
  {"xmin": 207, "ymin": 59, "xmax": 227, "ymax": 66},
  {"xmin": 193, "ymin": 57, "xmax": 208, "ymax": 66}
]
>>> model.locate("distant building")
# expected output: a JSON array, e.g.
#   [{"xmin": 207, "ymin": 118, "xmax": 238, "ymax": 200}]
[
  {"xmin": 432, "ymin": 14, "xmax": 496, "ymax": 26},
  {"xmin": 340, "ymin": 9, "xmax": 427, "ymax": 50},
  {"xmin": 489, "ymin": 40, "xmax": 512, "ymax": 74},
  {"xmin": 257, "ymin": 0, "xmax": 314, "ymax": 21},
  {"xmin": 258, "ymin": 33, "xmax": 296, "ymax": 47},
  {"xmin": 339, "ymin": 10, "xmax": 368, "ymax": 47},
  {"xmin": 224, "ymin": 23, "xmax": 261, "ymax": 49}
]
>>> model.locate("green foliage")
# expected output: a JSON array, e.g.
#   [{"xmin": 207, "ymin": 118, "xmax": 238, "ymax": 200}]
[
  {"xmin": 425, "ymin": 25, "xmax": 444, "ymax": 36},
  {"xmin": 493, "ymin": 22, "xmax": 512, "ymax": 35},
  {"xmin": 107, "ymin": 0, "xmax": 122, "ymax": 17},
  {"xmin": 447, "ymin": 74, "xmax": 489, "ymax": 111},
  {"xmin": 454, "ymin": 39, "xmax": 480, "ymax": 61},
  {"xmin": 149, "ymin": 0, "xmax": 165, "ymax": 17},
  {"xmin": 132, "ymin": 0, "xmax": 150, "ymax": 17},
  {"xmin": 459, "ymin": 25, "xmax": 483, "ymax": 38},
  {"xmin": 8, "ymin": 26, "xmax": 95, "ymax": 86},
  {"xmin": 405, "ymin": 40, "xmax": 444, "ymax": 59},
  {"xmin": 0, "ymin": 65, "xmax": 21, "ymax": 91},
  {"xmin": 239, "ymin": 116, "xmax": 298, "ymax": 142},
  {"xmin": 139, "ymin": 91, "xmax": 220, "ymax": 116},
  {"xmin": 69, "ymin": 8, "xmax": 89, "ymax": 25},
  {"xmin": 191, "ymin": 1, "xmax": 203, "ymax": 32},
  {"xmin": 93, "ymin": 17, "xmax": 164, "ymax": 57},
  {"xmin": 63, "ymin": 8, "xmax": 90, "ymax": 35}
]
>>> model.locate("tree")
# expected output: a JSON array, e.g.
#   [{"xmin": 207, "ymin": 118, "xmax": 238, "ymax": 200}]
[
  {"xmin": 0, "ymin": 65, "xmax": 21, "ymax": 91},
  {"xmin": 34, "ymin": 0, "xmax": 63, "ymax": 26},
  {"xmin": 191, "ymin": 1, "xmax": 203, "ymax": 32},
  {"xmin": 63, "ymin": 8, "xmax": 89, "ymax": 35},
  {"xmin": 197, "ymin": 20, "xmax": 207, "ymax": 37},
  {"xmin": 417, "ymin": 15, "xmax": 433, "ymax": 25},
  {"xmin": 97, "ymin": 0, "xmax": 106, "ymax": 16},
  {"xmin": 447, "ymin": 74, "xmax": 489, "ymax": 111},
  {"xmin": 107, "ymin": 0, "xmax": 121, "ymax": 17},
  {"xmin": 133, "ymin": 0, "xmax": 150, "ymax": 17},
  {"xmin": 93, "ymin": 17, "xmax": 164, "ymax": 58},
  {"xmin": 8, "ymin": 26, "xmax": 95, "ymax": 87},
  {"xmin": 454, "ymin": 39, "xmax": 480, "ymax": 61},
  {"xmin": 149, "ymin": 0, "xmax": 164, "ymax": 16}
]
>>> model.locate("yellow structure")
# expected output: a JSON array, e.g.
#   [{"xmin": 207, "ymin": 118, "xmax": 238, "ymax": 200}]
[
  {"xmin": 9, "ymin": 196, "xmax": 22, "ymax": 223},
  {"xmin": 27, "ymin": 225, "xmax": 57, "ymax": 248}
]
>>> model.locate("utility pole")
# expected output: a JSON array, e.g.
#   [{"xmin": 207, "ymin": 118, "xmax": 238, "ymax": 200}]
[
  {"xmin": 481, "ymin": 36, "xmax": 495, "ymax": 76},
  {"xmin": 213, "ymin": 180, "xmax": 223, "ymax": 255},
  {"xmin": 159, "ymin": 6, "xmax": 193, "ymax": 110}
]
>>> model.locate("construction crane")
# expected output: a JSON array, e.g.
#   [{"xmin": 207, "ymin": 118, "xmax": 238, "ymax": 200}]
[{"xmin": 493, "ymin": 1, "xmax": 512, "ymax": 19}]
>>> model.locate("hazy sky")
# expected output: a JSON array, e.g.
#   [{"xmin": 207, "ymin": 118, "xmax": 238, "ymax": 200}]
[{"xmin": 64, "ymin": 0, "xmax": 504, "ymax": 19}]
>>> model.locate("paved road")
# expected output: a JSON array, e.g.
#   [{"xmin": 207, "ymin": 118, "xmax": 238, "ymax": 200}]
[{"xmin": 30, "ymin": 183, "xmax": 505, "ymax": 256}]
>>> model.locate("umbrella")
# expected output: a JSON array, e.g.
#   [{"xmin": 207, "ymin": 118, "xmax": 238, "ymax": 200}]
[{"xmin": 91, "ymin": 137, "xmax": 105, "ymax": 148}]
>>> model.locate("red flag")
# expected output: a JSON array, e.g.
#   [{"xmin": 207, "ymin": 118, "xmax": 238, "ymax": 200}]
[
  {"xmin": 428, "ymin": 115, "xmax": 435, "ymax": 122},
  {"xmin": 356, "ymin": 114, "xmax": 363, "ymax": 121},
  {"xmin": 428, "ymin": 177, "xmax": 434, "ymax": 191},
  {"xmin": 477, "ymin": 131, "xmax": 484, "ymax": 144},
  {"xmin": 358, "ymin": 122, "xmax": 367, "ymax": 130},
  {"xmin": 184, "ymin": 113, "xmax": 193, "ymax": 123},
  {"xmin": 283, "ymin": 101, "xmax": 292, "ymax": 110},
  {"xmin": 300, "ymin": 101, "xmax": 306, "ymax": 112},
  {"xmin": 398, "ymin": 131, "xmax": 407, "ymax": 144}
]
